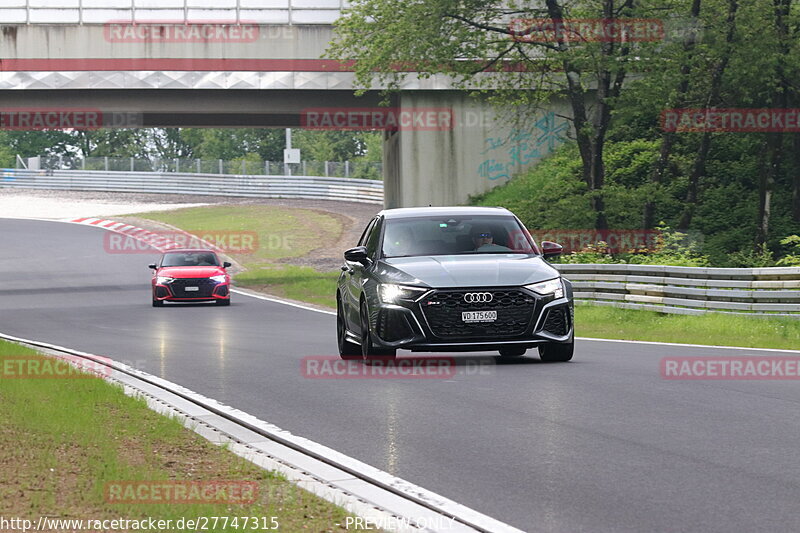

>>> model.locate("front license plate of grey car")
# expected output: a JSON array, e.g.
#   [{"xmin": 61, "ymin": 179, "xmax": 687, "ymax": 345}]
[
  {"xmin": 462, "ymin": 311, "xmax": 497, "ymax": 323},
  {"xmin": 185, "ymin": 286, "xmax": 199, "ymax": 292}
]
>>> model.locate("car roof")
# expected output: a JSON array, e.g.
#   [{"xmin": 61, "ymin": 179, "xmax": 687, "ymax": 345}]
[{"xmin": 379, "ymin": 206, "xmax": 513, "ymax": 219}]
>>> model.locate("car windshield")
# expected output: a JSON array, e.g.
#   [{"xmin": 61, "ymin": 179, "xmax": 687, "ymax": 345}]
[
  {"xmin": 161, "ymin": 252, "xmax": 219, "ymax": 267},
  {"xmin": 382, "ymin": 215, "xmax": 538, "ymax": 258}
]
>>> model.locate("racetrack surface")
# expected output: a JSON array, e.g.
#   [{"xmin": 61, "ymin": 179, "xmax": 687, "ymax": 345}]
[{"xmin": 3, "ymin": 218, "xmax": 800, "ymax": 532}]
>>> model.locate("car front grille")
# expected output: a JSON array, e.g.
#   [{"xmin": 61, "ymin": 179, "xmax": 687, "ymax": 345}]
[
  {"xmin": 420, "ymin": 289, "xmax": 537, "ymax": 339},
  {"xmin": 169, "ymin": 278, "xmax": 217, "ymax": 298},
  {"xmin": 542, "ymin": 307, "xmax": 569, "ymax": 336}
]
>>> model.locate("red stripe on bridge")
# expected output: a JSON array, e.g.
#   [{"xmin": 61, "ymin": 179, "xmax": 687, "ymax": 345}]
[{"xmin": 0, "ymin": 58, "xmax": 358, "ymax": 72}]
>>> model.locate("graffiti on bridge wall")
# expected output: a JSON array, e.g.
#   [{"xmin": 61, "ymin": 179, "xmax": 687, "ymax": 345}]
[{"xmin": 477, "ymin": 111, "xmax": 569, "ymax": 181}]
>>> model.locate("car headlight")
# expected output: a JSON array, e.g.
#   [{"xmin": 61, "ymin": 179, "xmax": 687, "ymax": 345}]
[
  {"xmin": 525, "ymin": 278, "xmax": 564, "ymax": 299},
  {"xmin": 379, "ymin": 284, "xmax": 428, "ymax": 303},
  {"xmin": 210, "ymin": 275, "xmax": 227, "ymax": 283},
  {"xmin": 156, "ymin": 276, "xmax": 173, "ymax": 285}
]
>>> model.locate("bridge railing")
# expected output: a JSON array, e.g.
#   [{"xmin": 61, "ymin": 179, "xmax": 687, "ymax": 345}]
[
  {"xmin": 0, "ymin": 0, "xmax": 347, "ymax": 25},
  {"xmin": 553, "ymin": 263, "xmax": 800, "ymax": 318},
  {"xmin": 0, "ymin": 168, "xmax": 384, "ymax": 205}
]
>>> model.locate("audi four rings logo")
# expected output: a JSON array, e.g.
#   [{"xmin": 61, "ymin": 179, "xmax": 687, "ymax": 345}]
[{"xmin": 464, "ymin": 292, "xmax": 493, "ymax": 303}]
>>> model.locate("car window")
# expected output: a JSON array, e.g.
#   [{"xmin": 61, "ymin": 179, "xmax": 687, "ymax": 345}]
[
  {"xmin": 358, "ymin": 218, "xmax": 377, "ymax": 247},
  {"xmin": 381, "ymin": 215, "xmax": 537, "ymax": 258},
  {"xmin": 365, "ymin": 217, "xmax": 383, "ymax": 259}
]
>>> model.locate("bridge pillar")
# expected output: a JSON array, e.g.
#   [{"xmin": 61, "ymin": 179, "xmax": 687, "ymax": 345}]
[{"xmin": 382, "ymin": 91, "xmax": 571, "ymax": 208}]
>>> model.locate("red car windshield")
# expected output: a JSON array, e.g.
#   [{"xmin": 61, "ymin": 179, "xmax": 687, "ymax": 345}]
[{"xmin": 161, "ymin": 252, "xmax": 219, "ymax": 267}]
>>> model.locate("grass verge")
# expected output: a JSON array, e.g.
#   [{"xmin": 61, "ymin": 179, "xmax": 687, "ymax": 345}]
[
  {"xmin": 138, "ymin": 204, "xmax": 343, "ymax": 262},
  {"xmin": 235, "ymin": 265, "xmax": 339, "ymax": 308},
  {"xmin": 136, "ymin": 204, "xmax": 800, "ymax": 350},
  {"xmin": 575, "ymin": 304, "xmax": 800, "ymax": 350},
  {"xmin": 0, "ymin": 339, "xmax": 366, "ymax": 531}
]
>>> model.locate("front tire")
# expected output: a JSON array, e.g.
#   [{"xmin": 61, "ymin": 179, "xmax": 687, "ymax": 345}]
[
  {"xmin": 360, "ymin": 301, "xmax": 396, "ymax": 361},
  {"xmin": 337, "ymin": 297, "xmax": 361, "ymax": 360},
  {"xmin": 538, "ymin": 336, "xmax": 574, "ymax": 362}
]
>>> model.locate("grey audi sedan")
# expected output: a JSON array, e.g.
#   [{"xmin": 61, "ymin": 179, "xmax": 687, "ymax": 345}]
[{"xmin": 336, "ymin": 206, "xmax": 574, "ymax": 361}]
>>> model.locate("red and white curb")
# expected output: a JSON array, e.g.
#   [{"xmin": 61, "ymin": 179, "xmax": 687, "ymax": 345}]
[{"xmin": 66, "ymin": 217, "xmax": 221, "ymax": 253}]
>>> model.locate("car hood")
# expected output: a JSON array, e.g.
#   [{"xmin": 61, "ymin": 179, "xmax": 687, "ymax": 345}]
[
  {"xmin": 378, "ymin": 254, "xmax": 559, "ymax": 288},
  {"xmin": 157, "ymin": 266, "xmax": 225, "ymax": 279}
]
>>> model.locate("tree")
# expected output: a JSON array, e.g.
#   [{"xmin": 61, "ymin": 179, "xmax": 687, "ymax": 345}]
[{"xmin": 329, "ymin": 0, "xmax": 675, "ymax": 229}]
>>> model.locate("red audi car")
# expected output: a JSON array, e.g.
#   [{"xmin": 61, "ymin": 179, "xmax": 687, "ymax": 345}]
[{"xmin": 149, "ymin": 249, "xmax": 232, "ymax": 307}]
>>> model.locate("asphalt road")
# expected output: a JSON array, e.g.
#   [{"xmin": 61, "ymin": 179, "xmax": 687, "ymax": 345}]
[{"xmin": 2, "ymin": 218, "xmax": 800, "ymax": 532}]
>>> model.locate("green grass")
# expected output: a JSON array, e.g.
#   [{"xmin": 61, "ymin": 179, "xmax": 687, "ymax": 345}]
[
  {"xmin": 0, "ymin": 339, "xmax": 368, "ymax": 530},
  {"xmin": 576, "ymin": 304, "xmax": 800, "ymax": 350},
  {"xmin": 235, "ymin": 264, "xmax": 340, "ymax": 308},
  {"xmin": 138, "ymin": 204, "xmax": 343, "ymax": 261}
]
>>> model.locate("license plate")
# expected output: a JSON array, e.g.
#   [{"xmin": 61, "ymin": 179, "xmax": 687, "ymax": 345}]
[
  {"xmin": 462, "ymin": 310, "xmax": 497, "ymax": 323},
  {"xmin": 184, "ymin": 286, "xmax": 199, "ymax": 292}
]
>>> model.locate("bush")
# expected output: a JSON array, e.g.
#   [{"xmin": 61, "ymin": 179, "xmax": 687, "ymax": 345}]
[
  {"xmin": 777, "ymin": 236, "xmax": 800, "ymax": 267},
  {"xmin": 554, "ymin": 224, "xmax": 710, "ymax": 267}
]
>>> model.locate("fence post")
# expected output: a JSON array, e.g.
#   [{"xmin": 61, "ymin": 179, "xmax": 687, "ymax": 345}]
[
  {"xmin": 175, "ymin": 158, "xmax": 179, "ymax": 173},
  {"xmin": 345, "ymin": 160, "xmax": 350, "ymax": 178},
  {"xmin": 302, "ymin": 160, "xmax": 306, "ymax": 175},
  {"xmin": 242, "ymin": 159, "xmax": 246, "ymax": 175},
  {"xmin": 219, "ymin": 159, "xmax": 223, "ymax": 175},
  {"xmin": 82, "ymin": 157, "xmax": 86, "ymax": 170},
  {"xmin": 265, "ymin": 160, "xmax": 269, "ymax": 175},
  {"xmin": 104, "ymin": 156, "xmax": 109, "ymax": 171},
  {"xmin": 130, "ymin": 157, "xmax": 134, "ymax": 171},
  {"xmin": 325, "ymin": 161, "xmax": 329, "ymax": 177},
  {"xmin": 196, "ymin": 159, "xmax": 201, "ymax": 173}
]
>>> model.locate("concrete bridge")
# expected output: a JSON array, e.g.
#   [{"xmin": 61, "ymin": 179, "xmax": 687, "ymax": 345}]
[{"xmin": 0, "ymin": 1, "xmax": 571, "ymax": 207}]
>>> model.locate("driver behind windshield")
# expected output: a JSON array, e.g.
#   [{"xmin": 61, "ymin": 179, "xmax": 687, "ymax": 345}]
[
  {"xmin": 384, "ymin": 226, "xmax": 416, "ymax": 257},
  {"xmin": 471, "ymin": 226, "xmax": 510, "ymax": 252}
]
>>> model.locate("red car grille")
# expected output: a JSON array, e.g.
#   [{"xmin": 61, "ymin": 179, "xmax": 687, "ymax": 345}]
[{"xmin": 168, "ymin": 278, "xmax": 217, "ymax": 298}]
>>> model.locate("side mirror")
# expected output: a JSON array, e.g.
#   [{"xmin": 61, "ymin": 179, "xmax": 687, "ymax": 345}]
[
  {"xmin": 148, "ymin": 263, "xmax": 157, "ymax": 269},
  {"xmin": 344, "ymin": 246, "xmax": 370, "ymax": 265},
  {"xmin": 541, "ymin": 241, "xmax": 563, "ymax": 260},
  {"xmin": 223, "ymin": 261, "xmax": 232, "ymax": 268}
]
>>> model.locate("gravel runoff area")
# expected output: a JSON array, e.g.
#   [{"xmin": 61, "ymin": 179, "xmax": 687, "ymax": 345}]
[{"xmin": 0, "ymin": 188, "xmax": 382, "ymax": 272}]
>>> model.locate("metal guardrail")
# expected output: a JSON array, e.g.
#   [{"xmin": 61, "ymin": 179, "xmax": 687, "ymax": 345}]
[
  {"xmin": 0, "ymin": 0, "xmax": 346, "ymax": 25},
  {"xmin": 553, "ymin": 263, "xmax": 800, "ymax": 318},
  {"xmin": 0, "ymin": 169, "xmax": 384, "ymax": 205}
]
